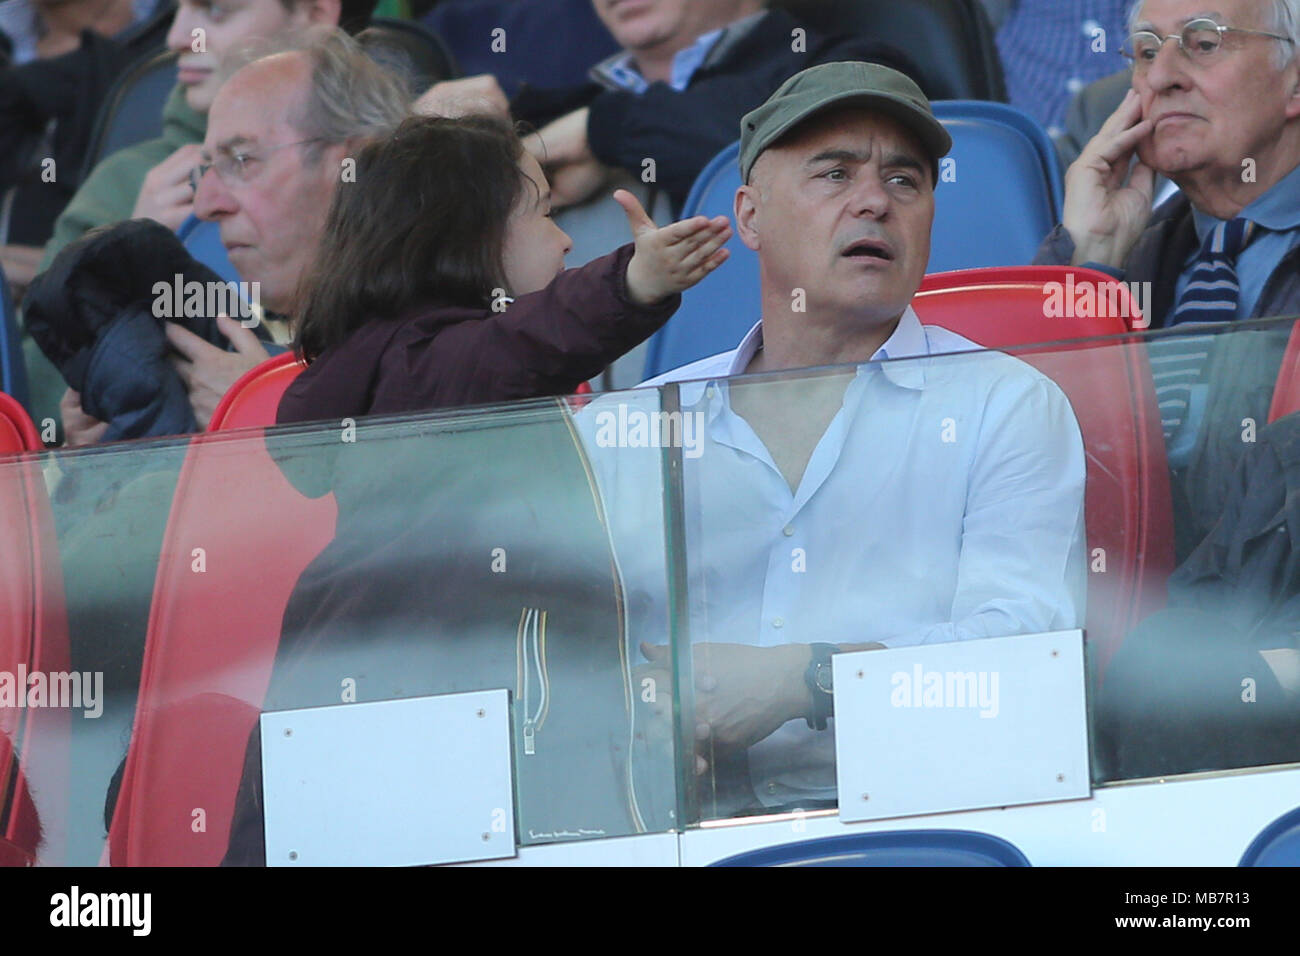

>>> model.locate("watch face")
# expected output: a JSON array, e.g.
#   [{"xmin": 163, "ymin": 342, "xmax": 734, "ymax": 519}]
[{"xmin": 815, "ymin": 663, "xmax": 834, "ymax": 694}]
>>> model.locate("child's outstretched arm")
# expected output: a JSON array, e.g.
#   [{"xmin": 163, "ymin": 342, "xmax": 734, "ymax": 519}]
[{"xmin": 615, "ymin": 190, "xmax": 732, "ymax": 307}]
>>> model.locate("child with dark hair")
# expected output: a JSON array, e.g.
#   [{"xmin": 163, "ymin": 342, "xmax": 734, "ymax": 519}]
[{"xmin": 280, "ymin": 113, "xmax": 731, "ymax": 423}]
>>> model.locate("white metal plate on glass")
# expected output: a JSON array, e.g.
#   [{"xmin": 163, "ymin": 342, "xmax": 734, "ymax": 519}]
[
  {"xmin": 260, "ymin": 689, "xmax": 516, "ymax": 867},
  {"xmin": 833, "ymin": 629, "xmax": 1090, "ymax": 823}
]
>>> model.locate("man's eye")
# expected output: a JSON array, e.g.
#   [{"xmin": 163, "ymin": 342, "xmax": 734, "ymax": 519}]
[
  {"xmin": 822, "ymin": 168, "xmax": 848, "ymax": 182},
  {"xmin": 888, "ymin": 174, "xmax": 918, "ymax": 188}
]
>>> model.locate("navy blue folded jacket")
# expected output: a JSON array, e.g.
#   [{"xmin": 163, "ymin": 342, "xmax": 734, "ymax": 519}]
[{"xmin": 25, "ymin": 218, "xmax": 272, "ymax": 442}]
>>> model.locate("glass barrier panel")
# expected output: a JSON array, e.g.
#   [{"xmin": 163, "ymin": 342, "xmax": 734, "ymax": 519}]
[
  {"xmin": 3, "ymin": 392, "xmax": 683, "ymax": 865},
  {"xmin": 7, "ymin": 315, "xmax": 1300, "ymax": 861},
  {"xmin": 656, "ymin": 317, "xmax": 1300, "ymax": 826}
]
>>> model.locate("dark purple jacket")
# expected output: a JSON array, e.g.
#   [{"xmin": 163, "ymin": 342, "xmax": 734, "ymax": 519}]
[{"xmin": 277, "ymin": 243, "xmax": 678, "ymax": 425}]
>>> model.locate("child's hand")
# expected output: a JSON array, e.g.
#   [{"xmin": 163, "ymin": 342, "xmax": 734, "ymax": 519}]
[{"xmin": 615, "ymin": 189, "xmax": 732, "ymax": 307}]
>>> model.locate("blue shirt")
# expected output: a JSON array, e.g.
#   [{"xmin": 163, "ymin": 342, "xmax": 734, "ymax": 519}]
[
  {"xmin": 580, "ymin": 309, "xmax": 1087, "ymax": 804},
  {"xmin": 591, "ymin": 10, "xmax": 766, "ymax": 93}
]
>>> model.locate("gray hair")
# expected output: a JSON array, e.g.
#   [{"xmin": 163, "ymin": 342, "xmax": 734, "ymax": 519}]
[
  {"xmin": 1126, "ymin": 0, "xmax": 1300, "ymax": 68},
  {"xmin": 218, "ymin": 26, "xmax": 412, "ymax": 164}
]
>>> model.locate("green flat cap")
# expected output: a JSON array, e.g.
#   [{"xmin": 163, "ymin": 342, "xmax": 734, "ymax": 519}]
[{"xmin": 739, "ymin": 61, "xmax": 953, "ymax": 182}]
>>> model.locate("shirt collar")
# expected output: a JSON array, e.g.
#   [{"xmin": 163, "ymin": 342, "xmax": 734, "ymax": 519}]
[
  {"xmin": 1190, "ymin": 159, "xmax": 1300, "ymax": 246},
  {"xmin": 590, "ymin": 10, "xmax": 766, "ymax": 93},
  {"xmin": 676, "ymin": 306, "xmax": 931, "ymax": 407}
]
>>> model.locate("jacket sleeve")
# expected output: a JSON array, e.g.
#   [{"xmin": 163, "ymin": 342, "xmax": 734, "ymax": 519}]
[
  {"xmin": 585, "ymin": 36, "xmax": 924, "ymax": 205},
  {"xmin": 390, "ymin": 243, "xmax": 679, "ymax": 408}
]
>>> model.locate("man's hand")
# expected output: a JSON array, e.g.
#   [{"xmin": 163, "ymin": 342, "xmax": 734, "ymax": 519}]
[
  {"xmin": 0, "ymin": 244, "xmax": 43, "ymax": 302},
  {"xmin": 59, "ymin": 388, "xmax": 108, "ymax": 447},
  {"xmin": 640, "ymin": 642, "xmax": 813, "ymax": 775},
  {"xmin": 525, "ymin": 108, "xmax": 612, "ymax": 208},
  {"xmin": 617, "ymin": 189, "xmax": 731, "ymax": 306},
  {"xmin": 413, "ymin": 75, "xmax": 510, "ymax": 118},
  {"xmin": 165, "ymin": 315, "xmax": 269, "ymax": 429},
  {"xmin": 133, "ymin": 143, "xmax": 205, "ymax": 232},
  {"xmin": 1062, "ymin": 89, "xmax": 1157, "ymax": 269}
]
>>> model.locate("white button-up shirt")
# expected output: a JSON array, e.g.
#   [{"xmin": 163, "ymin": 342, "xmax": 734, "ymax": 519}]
[{"xmin": 580, "ymin": 307, "xmax": 1087, "ymax": 805}]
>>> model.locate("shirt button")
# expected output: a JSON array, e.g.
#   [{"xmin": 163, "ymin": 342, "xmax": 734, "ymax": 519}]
[
  {"xmin": 782, "ymin": 525, "xmax": 794, "ymax": 537},
  {"xmin": 772, "ymin": 617, "xmax": 784, "ymax": 629},
  {"xmin": 767, "ymin": 783, "xmax": 777, "ymax": 794}
]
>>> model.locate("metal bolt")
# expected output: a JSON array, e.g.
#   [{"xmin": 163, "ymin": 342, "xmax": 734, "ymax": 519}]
[
  {"xmin": 862, "ymin": 793, "xmax": 870, "ymax": 801},
  {"xmin": 1056, "ymin": 773, "xmax": 1065, "ymax": 783},
  {"xmin": 1051, "ymin": 650, "xmax": 1059, "ymax": 658},
  {"xmin": 856, "ymin": 670, "xmax": 864, "ymax": 679},
  {"xmin": 284, "ymin": 728, "xmax": 292, "ymax": 737},
  {"xmin": 481, "ymin": 832, "xmax": 491, "ymax": 842},
  {"xmin": 477, "ymin": 709, "xmax": 486, "ymax": 718},
  {"xmin": 288, "ymin": 851, "xmax": 298, "ymax": 861}
]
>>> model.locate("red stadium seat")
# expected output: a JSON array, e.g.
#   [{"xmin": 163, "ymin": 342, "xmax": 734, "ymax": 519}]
[
  {"xmin": 1267, "ymin": 321, "xmax": 1300, "ymax": 423},
  {"xmin": 0, "ymin": 392, "xmax": 40, "ymax": 455},
  {"xmin": 913, "ymin": 266, "xmax": 1175, "ymax": 675},
  {"xmin": 208, "ymin": 351, "xmax": 305, "ymax": 432},
  {"xmin": 106, "ymin": 425, "xmax": 337, "ymax": 865},
  {"xmin": 0, "ymin": 395, "xmax": 70, "ymax": 866}
]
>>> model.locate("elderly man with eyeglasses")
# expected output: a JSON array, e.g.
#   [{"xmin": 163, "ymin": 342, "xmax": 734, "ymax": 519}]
[{"xmin": 1034, "ymin": 0, "xmax": 1300, "ymax": 560}]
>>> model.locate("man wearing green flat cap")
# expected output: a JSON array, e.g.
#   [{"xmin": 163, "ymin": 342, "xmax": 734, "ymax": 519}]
[{"xmin": 598, "ymin": 62, "xmax": 1088, "ymax": 815}]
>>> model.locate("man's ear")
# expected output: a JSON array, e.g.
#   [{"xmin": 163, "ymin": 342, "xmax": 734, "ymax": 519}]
[
  {"xmin": 1287, "ymin": 66, "xmax": 1300, "ymax": 121},
  {"xmin": 299, "ymin": 0, "xmax": 342, "ymax": 27},
  {"xmin": 735, "ymin": 184, "xmax": 762, "ymax": 253}
]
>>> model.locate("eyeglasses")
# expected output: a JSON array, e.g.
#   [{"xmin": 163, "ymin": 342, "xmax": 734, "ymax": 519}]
[
  {"xmin": 189, "ymin": 138, "xmax": 323, "ymax": 193},
  {"xmin": 1122, "ymin": 17, "xmax": 1295, "ymax": 71}
]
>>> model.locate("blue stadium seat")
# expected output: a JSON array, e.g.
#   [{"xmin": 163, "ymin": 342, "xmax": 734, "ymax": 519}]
[
  {"xmin": 710, "ymin": 830, "xmax": 1032, "ymax": 867},
  {"xmin": 178, "ymin": 215, "xmax": 238, "ymax": 283},
  {"xmin": 79, "ymin": 50, "xmax": 178, "ymax": 183},
  {"xmin": 1, "ymin": 269, "xmax": 29, "ymax": 407},
  {"xmin": 642, "ymin": 102, "xmax": 1065, "ymax": 379},
  {"xmin": 1239, "ymin": 805, "xmax": 1300, "ymax": 866}
]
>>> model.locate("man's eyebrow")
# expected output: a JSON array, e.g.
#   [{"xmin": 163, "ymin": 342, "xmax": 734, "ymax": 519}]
[
  {"xmin": 881, "ymin": 152, "xmax": 926, "ymax": 175},
  {"xmin": 214, "ymin": 135, "xmax": 256, "ymax": 155},
  {"xmin": 1134, "ymin": 11, "xmax": 1225, "ymax": 31},
  {"xmin": 805, "ymin": 148, "xmax": 870, "ymax": 168}
]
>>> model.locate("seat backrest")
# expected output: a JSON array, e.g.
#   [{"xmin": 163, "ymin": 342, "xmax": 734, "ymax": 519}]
[
  {"xmin": 107, "ymin": 427, "xmax": 337, "ymax": 865},
  {"xmin": 209, "ymin": 352, "xmax": 304, "ymax": 432},
  {"xmin": 911, "ymin": 266, "xmax": 1174, "ymax": 674},
  {"xmin": 79, "ymin": 50, "xmax": 178, "ymax": 183},
  {"xmin": 711, "ymin": 829, "xmax": 1031, "ymax": 866},
  {"xmin": 1, "ymin": 269, "xmax": 29, "ymax": 407},
  {"xmin": 0, "ymin": 399, "xmax": 70, "ymax": 865},
  {"xmin": 774, "ymin": 0, "xmax": 1006, "ymax": 101},
  {"xmin": 1239, "ymin": 805, "xmax": 1300, "ymax": 866},
  {"xmin": 1267, "ymin": 320, "xmax": 1300, "ymax": 423},
  {"xmin": 928, "ymin": 101, "xmax": 1063, "ymax": 272},
  {"xmin": 178, "ymin": 215, "xmax": 238, "ymax": 284},
  {"xmin": 643, "ymin": 104, "xmax": 1066, "ymax": 379},
  {"xmin": 362, "ymin": 16, "xmax": 459, "ymax": 89}
]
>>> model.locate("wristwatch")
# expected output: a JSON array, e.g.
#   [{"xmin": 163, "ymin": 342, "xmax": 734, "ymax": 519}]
[{"xmin": 803, "ymin": 643, "xmax": 838, "ymax": 730}]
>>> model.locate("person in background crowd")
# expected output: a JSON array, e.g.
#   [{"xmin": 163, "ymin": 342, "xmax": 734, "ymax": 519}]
[{"xmin": 1034, "ymin": 0, "xmax": 1300, "ymax": 559}]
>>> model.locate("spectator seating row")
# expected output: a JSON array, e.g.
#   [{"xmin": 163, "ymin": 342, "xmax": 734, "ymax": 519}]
[
  {"xmin": 6, "ymin": 278, "xmax": 1300, "ymax": 864},
  {"xmin": 643, "ymin": 100, "xmax": 1066, "ymax": 380},
  {"xmin": 105, "ymin": 265, "xmax": 1168, "ymax": 865}
]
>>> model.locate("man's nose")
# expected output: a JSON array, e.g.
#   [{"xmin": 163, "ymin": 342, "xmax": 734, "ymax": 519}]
[
  {"xmin": 1143, "ymin": 36, "xmax": 1193, "ymax": 92},
  {"xmin": 848, "ymin": 172, "xmax": 891, "ymax": 219},
  {"xmin": 193, "ymin": 168, "xmax": 236, "ymax": 221},
  {"xmin": 166, "ymin": 6, "xmax": 196, "ymax": 54}
]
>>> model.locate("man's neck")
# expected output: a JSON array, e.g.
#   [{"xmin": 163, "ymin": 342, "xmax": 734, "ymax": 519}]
[
  {"xmin": 632, "ymin": 4, "xmax": 762, "ymax": 84},
  {"xmin": 1175, "ymin": 134, "xmax": 1300, "ymax": 220},
  {"xmin": 745, "ymin": 305, "xmax": 904, "ymax": 376}
]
